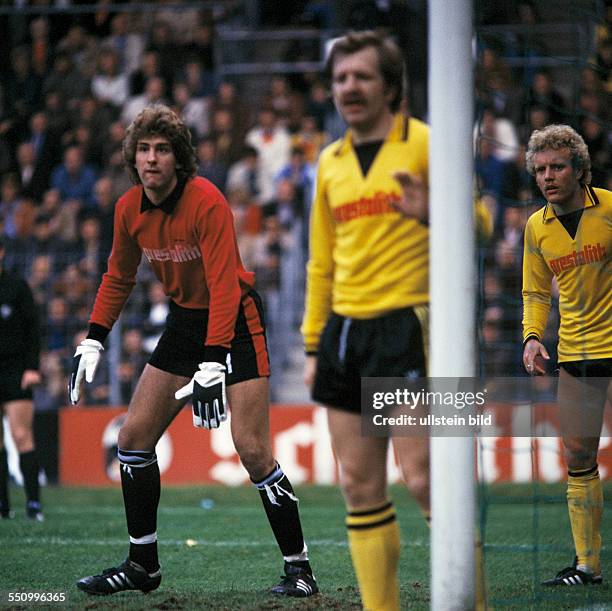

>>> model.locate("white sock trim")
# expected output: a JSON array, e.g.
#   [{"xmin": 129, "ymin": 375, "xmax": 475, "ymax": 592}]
[
  {"xmin": 129, "ymin": 532, "xmax": 157, "ymax": 545},
  {"xmin": 284, "ymin": 543, "xmax": 308, "ymax": 563}
]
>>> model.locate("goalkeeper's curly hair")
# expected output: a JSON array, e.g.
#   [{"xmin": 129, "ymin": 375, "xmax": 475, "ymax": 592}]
[
  {"xmin": 123, "ymin": 105, "xmax": 197, "ymax": 185},
  {"xmin": 525, "ymin": 124, "xmax": 592, "ymax": 185}
]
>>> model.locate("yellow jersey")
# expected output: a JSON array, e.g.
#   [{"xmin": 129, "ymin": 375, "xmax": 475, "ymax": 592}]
[
  {"xmin": 522, "ymin": 186, "xmax": 611, "ymax": 362},
  {"xmin": 302, "ymin": 114, "xmax": 430, "ymax": 353}
]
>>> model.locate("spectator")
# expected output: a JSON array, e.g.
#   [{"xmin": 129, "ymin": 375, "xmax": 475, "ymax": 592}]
[
  {"xmin": 91, "ymin": 47, "xmax": 130, "ymax": 113},
  {"xmin": 278, "ymin": 144, "xmax": 314, "ymax": 202},
  {"xmin": 145, "ymin": 20, "xmax": 181, "ymax": 90},
  {"xmin": 3, "ymin": 46, "xmax": 43, "ymax": 130},
  {"xmin": 45, "ymin": 295, "xmax": 74, "ymax": 354},
  {"xmin": 474, "ymin": 106, "xmax": 519, "ymax": 162},
  {"xmin": 15, "ymin": 142, "xmax": 39, "ymax": 200},
  {"xmin": 28, "ymin": 16, "xmax": 52, "ymax": 79},
  {"xmin": 475, "ymin": 133, "xmax": 508, "ymax": 203},
  {"xmin": 305, "ymin": 80, "xmax": 333, "ymax": 132},
  {"xmin": 43, "ymin": 51, "xmax": 90, "ymax": 112},
  {"xmin": 129, "ymin": 49, "xmax": 162, "ymax": 96},
  {"xmin": 580, "ymin": 116, "xmax": 610, "ymax": 186},
  {"xmin": 76, "ymin": 214, "xmax": 106, "ymax": 283},
  {"xmin": 519, "ymin": 104, "xmax": 551, "ymax": 142},
  {"xmin": 0, "ymin": 174, "xmax": 23, "ymax": 238},
  {"xmin": 210, "ymin": 107, "xmax": 245, "ymax": 166},
  {"xmin": 142, "ymin": 281, "xmax": 169, "ymax": 354},
  {"xmin": 32, "ymin": 214, "xmax": 66, "ymax": 265},
  {"xmin": 209, "ymin": 80, "xmax": 249, "ymax": 140},
  {"xmin": 227, "ymin": 187, "xmax": 262, "ymax": 271},
  {"xmin": 121, "ymin": 76, "xmax": 168, "ymax": 125},
  {"xmin": 182, "ymin": 58, "xmax": 216, "ymax": 99},
  {"xmin": 26, "ymin": 111, "xmax": 62, "ymax": 186},
  {"xmin": 523, "ymin": 69, "xmax": 567, "ymax": 124},
  {"xmin": 29, "ymin": 253, "xmax": 54, "ymax": 308},
  {"xmin": 171, "ymin": 81, "xmax": 209, "ymax": 140},
  {"xmin": 50, "ymin": 145, "xmax": 98, "ymax": 208},
  {"xmin": 196, "ymin": 137, "xmax": 227, "ymax": 192},
  {"xmin": 246, "ymin": 108, "xmax": 291, "ymax": 204},
  {"xmin": 476, "ymin": 46, "xmax": 519, "ymax": 121},
  {"xmin": 55, "ymin": 25, "xmax": 98, "ymax": 75},
  {"xmin": 182, "ymin": 21, "xmax": 215, "ymax": 73},
  {"xmin": 103, "ymin": 13, "xmax": 146, "ymax": 76},
  {"xmin": 117, "ymin": 328, "xmax": 148, "ymax": 403},
  {"xmin": 102, "ymin": 145, "xmax": 133, "ymax": 202},
  {"xmin": 291, "ymin": 116, "xmax": 326, "ymax": 164},
  {"xmin": 42, "ymin": 90, "xmax": 71, "ymax": 136},
  {"xmin": 500, "ymin": 144, "xmax": 535, "ymax": 209},
  {"xmin": 5, "ymin": 198, "xmax": 39, "ymax": 279},
  {"xmin": 91, "ymin": 177, "xmax": 116, "ymax": 259},
  {"xmin": 226, "ymin": 146, "xmax": 260, "ymax": 201}
]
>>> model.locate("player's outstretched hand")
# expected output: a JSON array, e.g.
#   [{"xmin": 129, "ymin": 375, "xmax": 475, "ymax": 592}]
[
  {"xmin": 392, "ymin": 171, "xmax": 429, "ymax": 224},
  {"xmin": 69, "ymin": 339, "xmax": 104, "ymax": 404},
  {"xmin": 522, "ymin": 339, "xmax": 550, "ymax": 376},
  {"xmin": 175, "ymin": 362, "xmax": 227, "ymax": 429}
]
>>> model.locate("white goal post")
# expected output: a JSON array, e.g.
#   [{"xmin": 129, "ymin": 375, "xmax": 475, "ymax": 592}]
[{"xmin": 428, "ymin": 0, "xmax": 477, "ymax": 609}]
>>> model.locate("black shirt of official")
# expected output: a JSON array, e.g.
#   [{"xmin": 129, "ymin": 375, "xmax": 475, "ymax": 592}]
[{"xmin": 0, "ymin": 270, "xmax": 40, "ymax": 370}]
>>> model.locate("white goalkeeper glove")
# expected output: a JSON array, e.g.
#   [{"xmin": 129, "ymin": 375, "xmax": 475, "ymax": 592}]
[
  {"xmin": 68, "ymin": 339, "xmax": 104, "ymax": 405},
  {"xmin": 175, "ymin": 362, "xmax": 227, "ymax": 429}
]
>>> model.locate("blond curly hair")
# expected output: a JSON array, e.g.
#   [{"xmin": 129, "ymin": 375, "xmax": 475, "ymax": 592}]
[{"xmin": 525, "ymin": 124, "xmax": 591, "ymax": 185}]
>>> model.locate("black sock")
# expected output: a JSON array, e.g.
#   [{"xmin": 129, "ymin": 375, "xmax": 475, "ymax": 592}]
[
  {"xmin": 0, "ymin": 449, "xmax": 10, "ymax": 514},
  {"xmin": 253, "ymin": 463, "xmax": 310, "ymax": 572},
  {"xmin": 118, "ymin": 449, "xmax": 160, "ymax": 573},
  {"xmin": 19, "ymin": 450, "xmax": 40, "ymax": 506}
]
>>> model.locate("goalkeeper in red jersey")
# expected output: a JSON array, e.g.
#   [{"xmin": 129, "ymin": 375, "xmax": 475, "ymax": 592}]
[
  {"xmin": 69, "ymin": 105, "xmax": 317, "ymax": 598},
  {"xmin": 522, "ymin": 124, "xmax": 611, "ymax": 586}
]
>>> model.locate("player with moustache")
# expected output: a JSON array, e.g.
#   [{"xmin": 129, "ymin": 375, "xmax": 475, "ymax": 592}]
[{"xmin": 302, "ymin": 31, "xmax": 431, "ymax": 611}]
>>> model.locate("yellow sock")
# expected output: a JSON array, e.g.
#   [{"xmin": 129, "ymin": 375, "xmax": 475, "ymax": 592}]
[
  {"xmin": 567, "ymin": 465, "xmax": 603, "ymax": 575},
  {"xmin": 346, "ymin": 501, "xmax": 400, "ymax": 611}
]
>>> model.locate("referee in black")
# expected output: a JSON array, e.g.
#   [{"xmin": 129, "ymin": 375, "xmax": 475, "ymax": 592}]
[{"xmin": 0, "ymin": 236, "xmax": 43, "ymax": 521}]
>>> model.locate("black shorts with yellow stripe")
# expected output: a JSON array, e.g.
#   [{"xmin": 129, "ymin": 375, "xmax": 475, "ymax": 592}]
[
  {"xmin": 149, "ymin": 289, "xmax": 270, "ymax": 384},
  {"xmin": 312, "ymin": 305, "xmax": 428, "ymax": 413}
]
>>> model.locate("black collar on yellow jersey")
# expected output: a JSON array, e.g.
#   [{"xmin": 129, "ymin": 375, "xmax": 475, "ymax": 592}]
[
  {"xmin": 542, "ymin": 185, "xmax": 599, "ymax": 223},
  {"xmin": 333, "ymin": 113, "xmax": 411, "ymax": 157},
  {"xmin": 140, "ymin": 178, "xmax": 187, "ymax": 214}
]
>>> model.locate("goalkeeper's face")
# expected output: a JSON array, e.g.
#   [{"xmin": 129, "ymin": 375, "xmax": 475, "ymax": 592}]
[{"xmin": 135, "ymin": 136, "xmax": 179, "ymax": 202}]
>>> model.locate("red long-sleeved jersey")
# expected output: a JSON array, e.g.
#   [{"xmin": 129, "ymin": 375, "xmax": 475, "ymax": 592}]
[{"xmin": 90, "ymin": 177, "xmax": 254, "ymax": 350}]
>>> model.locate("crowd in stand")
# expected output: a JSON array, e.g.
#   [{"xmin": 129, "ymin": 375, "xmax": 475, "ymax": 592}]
[{"xmin": 0, "ymin": 4, "xmax": 609, "ymax": 409}]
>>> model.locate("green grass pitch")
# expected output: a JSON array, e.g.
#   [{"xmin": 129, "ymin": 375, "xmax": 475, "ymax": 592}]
[{"xmin": 1, "ymin": 483, "xmax": 611, "ymax": 609}]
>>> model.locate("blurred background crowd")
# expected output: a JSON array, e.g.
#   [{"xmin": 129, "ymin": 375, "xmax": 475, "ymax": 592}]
[{"xmin": 0, "ymin": 0, "xmax": 609, "ymax": 431}]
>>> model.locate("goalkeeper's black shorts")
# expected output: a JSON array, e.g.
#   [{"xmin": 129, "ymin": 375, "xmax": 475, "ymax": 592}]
[
  {"xmin": 149, "ymin": 289, "xmax": 270, "ymax": 384},
  {"xmin": 312, "ymin": 305, "xmax": 428, "ymax": 413}
]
